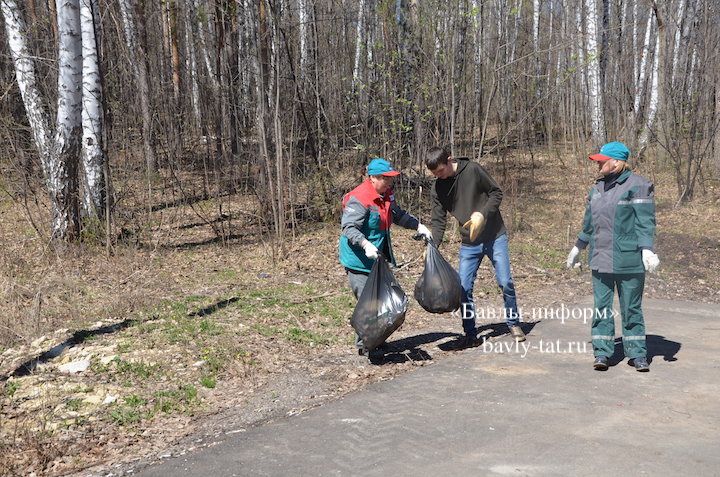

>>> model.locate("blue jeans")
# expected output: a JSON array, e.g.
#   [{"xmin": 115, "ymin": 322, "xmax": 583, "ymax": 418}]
[{"xmin": 458, "ymin": 233, "xmax": 520, "ymax": 334}]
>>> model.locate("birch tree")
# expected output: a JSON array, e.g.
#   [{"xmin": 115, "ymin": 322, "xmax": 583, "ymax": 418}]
[
  {"xmin": 533, "ymin": 0, "xmax": 540, "ymax": 52},
  {"xmin": 351, "ymin": 0, "xmax": 365, "ymax": 92},
  {"xmin": 80, "ymin": 0, "xmax": 106, "ymax": 217},
  {"xmin": 298, "ymin": 0, "xmax": 309, "ymax": 80},
  {"xmin": 637, "ymin": 16, "xmax": 659, "ymax": 156},
  {"xmin": 184, "ymin": 0, "xmax": 201, "ymax": 129},
  {"xmin": 633, "ymin": 10, "xmax": 652, "ymax": 117},
  {"xmin": 50, "ymin": 0, "xmax": 82, "ymax": 240},
  {"xmin": 1, "ymin": 0, "xmax": 52, "ymax": 170},
  {"xmin": 585, "ymin": 0, "xmax": 606, "ymax": 145},
  {"xmin": 2, "ymin": 0, "xmax": 83, "ymax": 240}
]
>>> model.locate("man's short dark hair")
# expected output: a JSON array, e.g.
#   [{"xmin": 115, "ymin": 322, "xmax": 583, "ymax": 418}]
[{"xmin": 425, "ymin": 146, "xmax": 450, "ymax": 170}]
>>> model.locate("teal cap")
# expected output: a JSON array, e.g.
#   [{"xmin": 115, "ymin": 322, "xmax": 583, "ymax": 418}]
[
  {"xmin": 367, "ymin": 158, "xmax": 400, "ymax": 176},
  {"xmin": 589, "ymin": 142, "xmax": 630, "ymax": 162}
]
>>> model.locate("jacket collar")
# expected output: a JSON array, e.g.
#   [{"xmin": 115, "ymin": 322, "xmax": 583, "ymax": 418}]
[
  {"xmin": 595, "ymin": 168, "xmax": 632, "ymax": 186},
  {"xmin": 361, "ymin": 178, "xmax": 391, "ymax": 202},
  {"xmin": 454, "ymin": 158, "xmax": 469, "ymax": 176}
]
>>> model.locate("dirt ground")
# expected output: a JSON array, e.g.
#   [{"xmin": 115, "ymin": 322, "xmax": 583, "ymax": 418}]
[{"xmin": 1, "ymin": 151, "xmax": 719, "ymax": 476}]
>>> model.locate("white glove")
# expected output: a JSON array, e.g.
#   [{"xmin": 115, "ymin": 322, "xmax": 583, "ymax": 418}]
[
  {"xmin": 566, "ymin": 246, "xmax": 580, "ymax": 269},
  {"xmin": 360, "ymin": 239, "xmax": 378, "ymax": 260},
  {"xmin": 417, "ymin": 223, "xmax": 432, "ymax": 241},
  {"xmin": 642, "ymin": 249, "xmax": 660, "ymax": 273}
]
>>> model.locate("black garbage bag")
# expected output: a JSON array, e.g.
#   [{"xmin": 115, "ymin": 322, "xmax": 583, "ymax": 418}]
[
  {"xmin": 414, "ymin": 240, "xmax": 463, "ymax": 313},
  {"xmin": 350, "ymin": 255, "xmax": 408, "ymax": 351}
]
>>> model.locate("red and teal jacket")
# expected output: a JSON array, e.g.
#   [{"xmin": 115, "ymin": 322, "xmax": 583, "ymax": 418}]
[{"xmin": 339, "ymin": 179, "xmax": 419, "ymax": 273}]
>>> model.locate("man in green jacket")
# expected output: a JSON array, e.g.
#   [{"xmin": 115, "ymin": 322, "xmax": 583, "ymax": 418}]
[
  {"xmin": 425, "ymin": 146, "xmax": 525, "ymax": 347},
  {"xmin": 566, "ymin": 141, "xmax": 660, "ymax": 372}
]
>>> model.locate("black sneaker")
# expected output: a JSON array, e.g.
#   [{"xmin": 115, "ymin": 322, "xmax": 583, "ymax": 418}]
[
  {"xmin": 462, "ymin": 334, "xmax": 476, "ymax": 348},
  {"xmin": 632, "ymin": 357, "xmax": 650, "ymax": 372},
  {"xmin": 593, "ymin": 356, "xmax": 609, "ymax": 371}
]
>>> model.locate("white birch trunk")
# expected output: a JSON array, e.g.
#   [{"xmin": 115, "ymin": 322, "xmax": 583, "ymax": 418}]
[
  {"xmin": 51, "ymin": 0, "xmax": 82, "ymax": 240},
  {"xmin": 533, "ymin": 0, "xmax": 540, "ymax": 51},
  {"xmin": 585, "ymin": 0, "xmax": 606, "ymax": 145},
  {"xmin": 632, "ymin": 0, "xmax": 638, "ymax": 84},
  {"xmin": 193, "ymin": 0, "xmax": 220, "ymax": 92},
  {"xmin": 298, "ymin": 0, "xmax": 308, "ymax": 79},
  {"xmin": 80, "ymin": 0, "xmax": 105, "ymax": 217},
  {"xmin": 184, "ymin": 0, "xmax": 201, "ymax": 129},
  {"xmin": 352, "ymin": 0, "xmax": 366, "ymax": 92},
  {"xmin": 576, "ymin": 2, "xmax": 585, "ymax": 69},
  {"xmin": 1, "ymin": 0, "xmax": 52, "ymax": 173},
  {"xmin": 633, "ymin": 12, "xmax": 652, "ymax": 116},
  {"xmin": 267, "ymin": 0, "xmax": 277, "ymax": 108},
  {"xmin": 241, "ymin": 0, "xmax": 252, "ymax": 101},
  {"xmin": 638, "ymin": 24, "xmax": 660, "ymax": 152},
  {"xmin": 670, "ymin": 0, "xmax": 686, "ymax": 85},
  {"xmin": 472, "ymin": 0, "xmax": 483, "ymax": 117},
  {"xmin": 366, "ymin": 0, "xmax": 375, "ymax": 80},
  {"xmin": 509, "ymin": 0, "xmax": 521, "ymax": 64}
]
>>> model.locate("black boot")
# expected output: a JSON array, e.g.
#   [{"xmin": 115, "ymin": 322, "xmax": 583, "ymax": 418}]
[
  {"xmin": 631, "ymin": 357, "xmax": 649, "ymax": 372},
  {"xmin": 593, "ymin": 356, "xmax": 609, "ymax": 371}
]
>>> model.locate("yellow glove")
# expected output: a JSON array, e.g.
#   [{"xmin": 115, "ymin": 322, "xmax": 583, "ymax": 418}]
[{"xmin": 462, "ymin": 212, "xmax": 486, "ymax": 241}]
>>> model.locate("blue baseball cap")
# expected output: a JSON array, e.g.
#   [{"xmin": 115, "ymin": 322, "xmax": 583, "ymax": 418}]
[
  {"xmin": 589, "ymin": 141, "xmax": 630, "ymax": 162},
  {"xmin": 367, "ymin": 158, "xmax": 400, "ymax": 176}
]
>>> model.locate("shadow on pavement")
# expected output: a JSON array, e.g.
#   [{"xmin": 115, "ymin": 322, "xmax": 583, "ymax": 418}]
[
  {"xmin": 437, "ymin": 321, "xmax": 540, "ymax": 352},
  {"xmin": 367, "ymin": 332, "xmax": 457, "ymax": 365},
  {"xmin": 608, "ymin": 334, "xmax": 682, "ymax": 366}
]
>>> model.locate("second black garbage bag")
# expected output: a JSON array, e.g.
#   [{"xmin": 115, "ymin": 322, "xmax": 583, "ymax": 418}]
[
  {"xmin": 414, "ymin": 240, "xmax": 463, "ymax": 313},
  {"xmin": 350, "ymin": 255, "xmax": 408, "ymax": 351}
]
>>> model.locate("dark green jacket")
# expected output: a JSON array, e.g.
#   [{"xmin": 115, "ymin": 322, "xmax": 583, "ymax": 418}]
[{"xmin": 576, "ymin": 169, "xmax": 656, "ymax": 274}]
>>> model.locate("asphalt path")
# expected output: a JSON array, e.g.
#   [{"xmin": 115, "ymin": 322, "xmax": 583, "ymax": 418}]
[{"xmin": 136, "ymin": 298, "xmax": 720, "ymax": 476}]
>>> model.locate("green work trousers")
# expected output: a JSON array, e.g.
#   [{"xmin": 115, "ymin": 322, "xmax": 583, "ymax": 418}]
[{"xmin": 591, "ymin": 271, "xmax": 647, "ymax": 359}]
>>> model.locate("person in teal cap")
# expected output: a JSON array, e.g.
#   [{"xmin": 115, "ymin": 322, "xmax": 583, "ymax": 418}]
[
  {"xmin": 566, "ymin": 141, "xmax": 660, "ymax": 372},
  {"xmin": 339, "ymin": 157, "xmax": 432, "ymax": 355}
]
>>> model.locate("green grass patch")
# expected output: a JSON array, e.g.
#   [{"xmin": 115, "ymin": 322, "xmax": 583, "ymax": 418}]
[
  {"xmin": 214, "ymin": 268, "xmax": 238, "ymax": 281},
  {"xmin": 116, "ymin": 341, "xmax": 132, "ymax": 353},
  {"xmin": 66, "ymin": 398, "xmax": 83, "ymax": 412},
  {"xmin": 115, "ymin": 359, "xmax": 158, "ymax": 380},
  {"xmin": 4, "ymin": 380, "xmax": 20, "ymax": 397},
  {"xmin": 200, "ymin": 347, "xmax": 230, "ymax": 374},
  {"xmin": 200, "ymin": 375, "xmax": 216, "ymax": 389},
  {"xmin": 286, "ymin": 326, "xmax": 331, "ymax": 345},
  {"xmin": 252, "ymin": 323, "xmax": 283, "ymax": 338},
  {"xmin": 109, "ymin": 396, "xmax": 147, "ymax": 425},
  {"xmin": 153, "ymin": 385, "xmax": 198, "ymax": 414},
  {"xmin": 237, "ymin": 284, "xmax": 354, "ymax": 345}
]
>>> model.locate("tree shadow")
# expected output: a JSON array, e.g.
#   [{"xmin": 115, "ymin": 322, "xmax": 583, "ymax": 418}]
[
  {"xmin": 608, "ymin": 334, "xmax": 681, "ymax": 366},
  {"xmin": 152, "ymin": 232, "xmax": 261, "ymax": 250},
  {"xmin": 177, "ymin": 213, "xmax": 231, "ymax": 230},
  {"xmin": 149, "ymin": 192, "xmax": 235, "ymax": 213},
  {"xmin": 188, "ymin": 297, "xmax": 240, "ymax": 317},
  {"xmin": 3, "ymin": 319, "xmax": 137, "ymax": 380}
]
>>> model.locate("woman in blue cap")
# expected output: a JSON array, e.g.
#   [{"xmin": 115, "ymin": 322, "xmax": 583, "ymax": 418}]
[
  {"xmin": 566, "ymin": 142, "xmax": 660, "ymax": 372},
  {"xmin": 339, "ymin": 157, "xmax": 432, "ymax": 354}
]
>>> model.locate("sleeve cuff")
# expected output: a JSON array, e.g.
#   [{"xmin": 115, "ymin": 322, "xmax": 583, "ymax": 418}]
[{"xmin": 575, "ymin": 238, "xmax": 589, "ymax": 250}]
